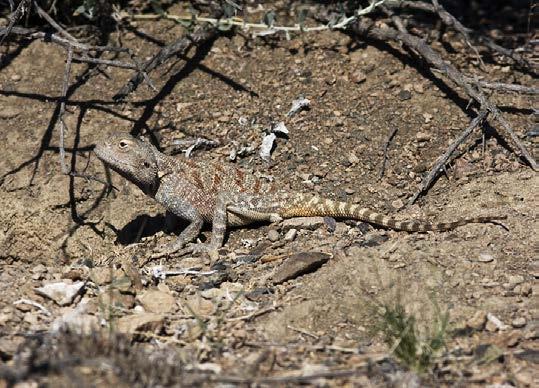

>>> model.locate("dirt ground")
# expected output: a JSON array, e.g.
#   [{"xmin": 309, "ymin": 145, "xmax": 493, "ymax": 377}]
[{"xmin": 0, "ymin": 4, "xmax": 537, "ymax": 386}]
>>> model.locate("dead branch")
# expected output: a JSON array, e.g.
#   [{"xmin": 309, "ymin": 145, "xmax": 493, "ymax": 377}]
[
  {"xmin": 58, "ymin": 45, "xmax": 73, "ymax": 174},
  {"xmin": 409, "ymin": 109, "xmax": 489, "ymax": 204},
  {"xmin": 350, "ymin": 18, "xmax": 537, "ymax": 172},
  {"xmin": 0, "ymin": 0, "xmax": 30, "ymax": 45},
  {"xmin": 113, "ymin": 25, "xmax": 218, "ymax": 100},
  {"xmin": 387, "ymin": 0, "xmax": 536, "ymax": 71},
  {"xmin": 379, "ymin": 127, "xmax": 398, "ymax": 179}
]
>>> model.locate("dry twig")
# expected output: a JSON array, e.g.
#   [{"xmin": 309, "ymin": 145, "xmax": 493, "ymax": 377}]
[{"xmin": 409, "ymin": 109, "xmax": 489, "ymax": 205}]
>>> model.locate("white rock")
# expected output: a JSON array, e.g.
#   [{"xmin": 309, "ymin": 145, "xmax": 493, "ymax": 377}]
[{"xmin": 35, "ymin": 281, "xmax": 85, "ymax": 306}]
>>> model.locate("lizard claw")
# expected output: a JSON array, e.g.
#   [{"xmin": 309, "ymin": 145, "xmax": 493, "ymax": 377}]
[{"xmin": 188, "ymin": 243, "xmax": 220, "ymax": 261}]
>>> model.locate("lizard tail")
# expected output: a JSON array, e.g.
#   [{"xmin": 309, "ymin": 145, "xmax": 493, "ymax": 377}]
[{"xmin": 278, "ymin": 194, "xmax": 506, "ymax": 232}]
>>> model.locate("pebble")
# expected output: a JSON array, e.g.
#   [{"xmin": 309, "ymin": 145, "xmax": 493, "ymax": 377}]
[
  {"xmin": 11, "ymin": 74, "xmax": 21, "ymax": 81},
  {"xmin": 511, "ymin": 317, "xmax": 526, "ymax": 328},
  {"xmin": 391, "ymin": 199, "xmax": 404, "ymax": 210},
  {"xmin": 34, "ymin": 281, "xmax": 85, "ymax": 306},
  {"xmin": 415, "ymin": 131, "xmax": 431, "ymax": 142},
  {"xmin": 478, "ymin": 253, "xmax": 494, "ymax": 263},
  {"xmin": 351, "ymin": 69, "xmax": 367, "ymax": 83},
  {"xmin": 137, "ymin": 289, "xmax": 177, "ymax": 314},
  {"xmin": 398, "ymin": 90, "xmax": 412, "ymax": 100},
  {"xmin": 284, "ymin": 229, "xmax": 297, "ymax": 241},
  {"xmin": 117, "ymin": 313, "xmax": 164, "ymax": 335},
  {"xmin": 467, "ymin": 311, "xmax": 487, "ymax": 330},
  {"xmin": 508, "ymin": 275, "xmax": 524, "ymax": 285},
  {"xmin": 273, "ymin": 252, "xmax": 331, "ymax": 284},
  {"xmin": 184, "ymin": 295, "xmax": 216, "ymax": 317},
  {"xmin": 267, "ymin": 229, "xmax": 280, "ymax": 242},
  {"xmin": 0, "ymin": 106, "xmax": 22, "ymax": 119}
]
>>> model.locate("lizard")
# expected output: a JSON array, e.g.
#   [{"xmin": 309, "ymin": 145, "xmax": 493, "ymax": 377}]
[{"xmin": 94, "ymin": 132, "xmax": 506, "ymax": 255}]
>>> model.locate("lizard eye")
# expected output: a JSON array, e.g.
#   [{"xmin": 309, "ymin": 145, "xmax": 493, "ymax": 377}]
[{"xmin": 118, "ymin": 140, "xmax": 129, "ymax": 149}]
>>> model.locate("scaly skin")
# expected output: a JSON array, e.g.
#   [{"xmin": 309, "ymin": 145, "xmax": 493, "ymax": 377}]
[{"xmin": 94, "ymin": 133, "xmax": 506, "ymax": 254}]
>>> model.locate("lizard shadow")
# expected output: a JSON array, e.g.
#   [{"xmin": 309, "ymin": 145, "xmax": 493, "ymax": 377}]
[{"xmin": 116, "ymin": 214, "xmax": 208, "ymax": 245}]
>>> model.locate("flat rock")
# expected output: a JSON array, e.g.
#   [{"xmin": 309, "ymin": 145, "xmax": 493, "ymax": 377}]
[
  {"xmin": 184, "ymin": 295, "xmax": 216, "ymax": 317},
  {"xmin": 273, "ymin": 252, "xmax": 331, "ymax": 284},
  {"xmin": 281, "ymin": 217, "xmax": 325, "ymax": 230},
  {"xmin": 51, "ymin": 298, "xmax": 99, "ymax": 334},
  {"xmin": 116, "ymin": 312, "xmax": 164, "ymax": 335},
  {"xmin": 35, "ymin": 281, "xmax": 85, "ymax": 306},
  {"xmin": 466, "ymin": 310, "xmax": 486, "ymax": 330},
  {"xmin": 0, "ymin": 106, "xmax": 22, "ymax": 119},
  {"xmin": 137, "ymin": 289, "xmax": 177, "ymax": 314}
]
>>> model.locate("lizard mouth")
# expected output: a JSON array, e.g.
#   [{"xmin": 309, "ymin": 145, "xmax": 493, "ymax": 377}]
[{"xmin": 94, "ymin": 145, "xmax": 138, "ymax": 171}]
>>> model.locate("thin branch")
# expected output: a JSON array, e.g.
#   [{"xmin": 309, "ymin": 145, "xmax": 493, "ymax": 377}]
[
  {"xmin": 430, "ymin": 0, "xmax": 484, "ymax": 67},
  {"xmin": 58, "ymin": 45, "xmax": 73, "ymax": 174},
  {"xmin": 113, "ymin": 25, "xmax": 218, "ymax": 100},
  {"xmin": 379, "ymin": 127, "xmax": 398, "ymax": 179},
  {"xmin": 120, "ymin": 0, "xmax": 390, "ymax": 34},
  {"xmin": 0, "ymin": 0, "xmax": 30, "ymax": 45},
  {"xmin": 386, "ymin": 0, "xmax": 536, "ymax": 71},
  {"xmin": 33, "ymin": 0, "xmax": 78, "ymax": 43},
  {"xmin": 409, "ymin": 109, "xmax": 489, "ymax": 205},
  {"xmin": 350, "ymin": 18, "xmax": 537, "ymax": 170}
]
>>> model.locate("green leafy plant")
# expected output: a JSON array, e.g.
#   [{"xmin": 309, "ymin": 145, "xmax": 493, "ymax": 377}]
[{"xmin": 374, "ymin": 296, "xmax": 449, "ymax": 373}]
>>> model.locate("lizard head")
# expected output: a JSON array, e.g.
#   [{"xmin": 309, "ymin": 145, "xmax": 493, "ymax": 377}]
[{"xmin": 94, "ymin": 133, "xmax": 159, "ymax": 195}]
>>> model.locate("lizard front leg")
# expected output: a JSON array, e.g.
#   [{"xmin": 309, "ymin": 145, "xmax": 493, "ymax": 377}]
[{"xmin": 154, "ymin": 191, "xmax": 204, "ymax": 255}]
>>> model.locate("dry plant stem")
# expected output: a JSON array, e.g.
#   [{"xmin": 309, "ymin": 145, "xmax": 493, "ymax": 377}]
[
  {"xmin": 114, "ymin": 25, "xmax": 218, "ymax": 100},
  {"xmin": 388, "ymin": 0, "xmax": 534, "ymax": 70},
  {"xmin": 379, "ymin": 127, "xmax": 398, "ymax": 179},
  {"xmin": 124, "ymin": 0, "xmax": 389, "ymax": 33},
  {"xmin": 351, "ymin": 19, "xmax": 537, "ymax": 170},
  {"xmin": 409, "ymin": 109, "xmax": 489, "ymax": 205},
  {"xmin": 58, "ymin": 46, "xmax": 73, "ymax": 174},
  {"xmin": 430, "ymin": 0, "xmax": 484, "ymax": 67},
  {"xmin": 0, "ymin": 0, "xmax": 30, "ymax": 45},
  {"xmin": 33, "ymin": 0, "xmax": 78, "ymax": 43}
]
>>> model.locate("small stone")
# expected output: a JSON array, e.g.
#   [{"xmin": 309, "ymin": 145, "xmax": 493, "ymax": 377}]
[
  {"xmin": 10, "ymin": 74, "xmax": 21, "ymax": 81},
  {"xmin": 117, "ymin": 313, "xmax": 164, "ymax": 335},
  {"xmin": 284, "ymin": 229, "xmax": 297, "ymax": 241},
  {"xmin": 529, "ymin": 261, "xmax": 539, "ymax": 277},
  {"xmin": 478, "ymin": 253, "xmax": 494, "ymax": 263},
  {"xmin": 351, "ymin": 69, "xmax": 367, "ymax": 83},
  {"xmin": 32, "ymin": 264, "xmax": 47, "ymax": 274},
  {"xmin": 344, "ymin": 187, "xmax": 355, "ymax": 195},
  {"xmin": 35, "ymin": 281, "xmax": 85, "ymax": 306},
  {"xmin": 413, "ymin": 83, "xmax": 424, "ymax": 93},
  {"xmin": 0, "ymin": 106, "xmax": 22, "ymax": 119},
  {"xmin": 486, "ymin": 313, "xmax": 508, "ymax": 331},
  {"xmin": 415, "ymin": 131, "xmax": 431, "ymax": 142},
  {"xmin": 398, "ymin": 90, "xmax": 412, "ymax": 100},
  {"xmin": 267, "ymin": 230, "xmax": 280, "ymax": 242},
  {"xmin": 184, "ymin": 295, "xmax": 216, "ymax": 317},
  {"xmin": 273, "ymin": 252, "xmax": 331, "ymax": 284},
  {"xmin": 281, "ymin": 217, "xmax": 325, "ymax": 230},
  {"xmin": 137, "ymin": 290, "xmax": 177, "ymax": 314},
  {"xmin": 51, "ymin": 299, "xmax": 99, "ymax": 334},
  {"xmin": 511, "ymin": 317, "xmax": 526, "ymax": 328},
  {"xmin": 467, "ymin": 311, "xmax": 487, "ymax": 330},
  {"xmin": 348, "ymin": 153, "xmax": 360, "ymax": 164},
  {"xmin": 507, "ymin": 275, "xmax": 524, "ymax": 285},
  {"xmin": 391, "ymin": 199, "xmax": 404, "ymax": 210}
]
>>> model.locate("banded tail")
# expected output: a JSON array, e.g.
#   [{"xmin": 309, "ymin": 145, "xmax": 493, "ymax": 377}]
[{"xmin": 278, "ymin": 194, "xmax": 506, "ymax": 232}]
